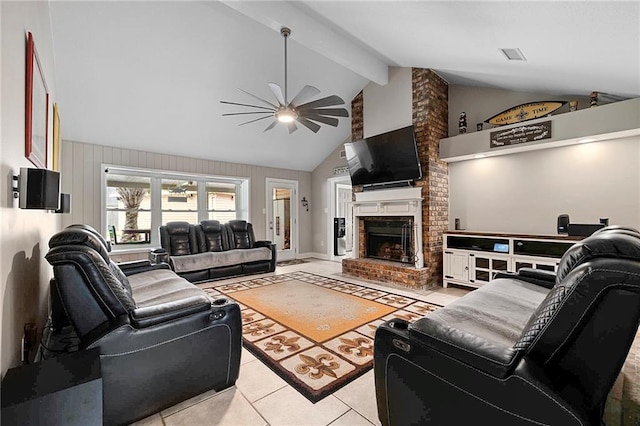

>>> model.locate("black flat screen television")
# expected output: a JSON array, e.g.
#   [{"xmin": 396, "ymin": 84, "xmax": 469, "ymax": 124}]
[
  {"xmin": 344, "ymin": 125, "xmax": 422, "ymax": 187},
  {"xmin": 19, "ymin": 168, "xmax": 60, "ymax": 210}
]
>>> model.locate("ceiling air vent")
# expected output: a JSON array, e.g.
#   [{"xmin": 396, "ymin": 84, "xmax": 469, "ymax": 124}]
[
  {"xmin": 339, "ymin": 149, "xmax": 346, "ymax": 159},
  {"xmin": 499, "ymin": 48, "xmax": 526, "ymax": 61}
]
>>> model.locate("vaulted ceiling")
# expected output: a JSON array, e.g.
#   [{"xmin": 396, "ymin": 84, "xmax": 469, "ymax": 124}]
[{"xmin": 50, "ymin": 1, "xmax": 640, "ymax": 172}]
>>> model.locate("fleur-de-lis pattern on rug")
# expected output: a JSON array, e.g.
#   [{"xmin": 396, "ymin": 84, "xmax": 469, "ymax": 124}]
[
  {"xmin": 377, "ymin": 295, "xmax": 412, "ymax": 307},
  {"xmin": 241, "ymin": 311, "xmax": 260, "ymax": 323},
  {"xmin": 218, "ymin": 283, "xmax": 248, "ymax": 293},
  {"xmin": 295, "ymin": 353, "xmax": 340, "ymax": 380},
  {"xmin": 244, "ymin": 321, "xmax": 276, "ymax": 336},
  {"xmin": 338, "ymin": 337, "xmax": 373, "ymax": 358},
  {"xmin": 265, "ymin": 335, "xmax": 301, "ymax": 354},
  {"xmin": 203, "ymin": 271, "xmax": 442, "ymax": 402}
]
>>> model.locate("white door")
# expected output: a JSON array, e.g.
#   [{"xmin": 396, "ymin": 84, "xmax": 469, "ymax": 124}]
[
  {"xmin": 336, "ymin": 183, "xmax": 353, "ymax": 254},
  {"xmin": 266, "ymin": 178, "xmax": 298, "ymax": 262},
  {"xmin": 327, "ymin": 176, "xmax": 353, "ymax": 261}
]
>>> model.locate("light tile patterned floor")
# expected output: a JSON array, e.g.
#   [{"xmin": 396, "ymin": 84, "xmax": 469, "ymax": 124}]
[
  {"xmin": 131, "ymin": 258, "xmax": 465, "ymax": 426},
  {"xmin": 131, "ymin": 258, "xmax": 640, "ymax": 425}
]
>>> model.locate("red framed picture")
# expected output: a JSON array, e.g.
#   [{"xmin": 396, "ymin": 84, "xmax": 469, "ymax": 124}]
[{"xmin": 25, "ymin": 32, "xmax": 49, "ymax": 169}]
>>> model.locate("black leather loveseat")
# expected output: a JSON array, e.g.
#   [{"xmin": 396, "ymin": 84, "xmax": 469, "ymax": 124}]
[
  {"xmin": 159, "ymin": 220, "xmax": 276, "ymax": 282},
  {"xmin": 374, "ymin": 226, "xmax": 640, "ymax": 425},
  {"xmin": 46, "ymin": 225, "xmax": 242, "ymax": 425}
]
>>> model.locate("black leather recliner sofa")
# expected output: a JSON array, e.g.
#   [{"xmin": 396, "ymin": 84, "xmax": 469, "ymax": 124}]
[
  {"xmin": 374, "ymin": 226, "xmax": 640, "ymax": 425},
  {"xmin": 159, "ymin": 220, "xmax": 276, "ymax": 282},
  {"xmin": 45, "ymin": 225, "xmax": 242, "ymax": 425}
]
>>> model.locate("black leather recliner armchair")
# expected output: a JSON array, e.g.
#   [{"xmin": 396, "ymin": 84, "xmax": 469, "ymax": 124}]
[
  {"xmin": 46, "ymin": 225, "xmax": 242, "ymax": 425},
  {"xmin": 374, "ymin": 226, "xmax": 640, "ymax": 425}
]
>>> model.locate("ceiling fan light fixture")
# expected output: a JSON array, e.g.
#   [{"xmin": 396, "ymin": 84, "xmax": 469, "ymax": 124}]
[
  {"xmin": 276, "ymin": 108, "xmax": 297, "ymax": 123},
  {"xmin": 220, "ymin": 26, "xmax": 348, "ymax": 134}
]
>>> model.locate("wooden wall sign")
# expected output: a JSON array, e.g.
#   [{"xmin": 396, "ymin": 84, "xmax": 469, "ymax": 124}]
[
  {"xmin": 490, "ymin": 121, "xmax": 552, "ymax": 148},
  {"xmin": 485, "ymin": 101, "xmax": 566, "ymax": 126}
]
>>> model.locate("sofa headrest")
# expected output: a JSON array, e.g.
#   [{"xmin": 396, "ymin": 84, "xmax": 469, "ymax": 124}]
[
  {"xmin": 165, "ymin": 221, "xmax": 191, "ymax": 235},
  {"xmin": 49, "ymin": 228, "xmax": 110, "ymax": 262},
  {"xmin": 66, "ymin": 224, "xmax": 111, "ymax": 252},
  {"xmin": 201, "ymin": 220, "xmax": 222, "ymax": 233},
  {"xmin": 556, "ymin": 226, "xmax": 640, "ymax": 283},
  {"xmin": 228, "ymin": 220, "xmax": 248, "ymax": 232}
]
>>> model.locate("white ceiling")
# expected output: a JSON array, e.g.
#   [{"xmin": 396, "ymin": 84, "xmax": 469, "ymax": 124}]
[{"xmin": 50, "ymin": 1, "xmax": 640, "ymax": 172}]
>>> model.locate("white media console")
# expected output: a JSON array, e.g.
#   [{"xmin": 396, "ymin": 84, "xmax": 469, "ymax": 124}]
[{"xmin": 443, "ymin": 231, "xmax": 582, "ymax": 289}]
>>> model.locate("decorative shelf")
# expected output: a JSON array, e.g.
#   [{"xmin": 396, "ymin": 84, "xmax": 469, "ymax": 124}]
[{"xmin": 440, "ymin": 97, "xmax": 640, "ymax": 162}]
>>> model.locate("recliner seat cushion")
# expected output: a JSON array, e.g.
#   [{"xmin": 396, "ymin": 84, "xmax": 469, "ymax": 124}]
[{"xmin": 414, "ymin": 278, "xmax": 549, "ymax": 347}]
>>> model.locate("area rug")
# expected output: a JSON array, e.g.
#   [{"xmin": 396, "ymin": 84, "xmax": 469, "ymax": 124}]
[
  {"xmin": 276, "ymin": 258, "xmax": 309, "ymax": 267},
  {"xmin": 200, "ymin": 272, "xmax": 440, "ymax": 403}
]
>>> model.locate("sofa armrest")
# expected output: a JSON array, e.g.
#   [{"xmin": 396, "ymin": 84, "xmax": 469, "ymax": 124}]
[
  {"xmin": 494, "ymin": 268, "xmax": 556, "ymax": 289},
  {"xmin": 407, "ymin": 317, "xmax": 520, "ymax": 378},
  {"xmin": 130, "ymin": 295, "xmax": 212, "ymax": 328},
  {"xmin": 253, "ymin": 241, "xmax": 276, "ymax": 271},
  {"xmin": 120, "ymin": 260, "xmax": 171, "ymax": 276}
]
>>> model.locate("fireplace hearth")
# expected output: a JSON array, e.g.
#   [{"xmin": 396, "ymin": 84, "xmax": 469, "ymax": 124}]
[{"xmin": 365, "ymin": 220, "xmax": 414, "ymax": 264}]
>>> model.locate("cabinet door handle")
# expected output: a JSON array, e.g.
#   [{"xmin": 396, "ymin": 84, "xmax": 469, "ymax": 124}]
[
  {"xmin": 445, "ymin": 275, "xmax": 454, "ymax": 279},
  {"xmin": 445, "ymin": 251, "xmax": 453, "ymax": 255},
  {"xmin": 470, "ymin": 254, "xmax": 475, "ymax": 257}
]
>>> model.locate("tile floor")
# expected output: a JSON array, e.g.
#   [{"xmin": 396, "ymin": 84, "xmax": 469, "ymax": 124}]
[
  {"xmin": 131, "ymin": 258, "xmax": 468, "ymax": 426},
  {"xmin": 131, "ymin": 258, "xmax": 640, "ymax": 425}
]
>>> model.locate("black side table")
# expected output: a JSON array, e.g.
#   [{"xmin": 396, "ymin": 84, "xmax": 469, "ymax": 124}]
[{"xmin": 2, "ymin": 348, "xmax": 102, "ymax": 426}]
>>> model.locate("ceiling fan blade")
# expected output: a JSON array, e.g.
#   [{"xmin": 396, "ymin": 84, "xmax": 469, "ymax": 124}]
[
  {"xmin": 289, "ymin": 85, "xmax": 321, "ymax": 108},
  {"xmin": 301, "ymin": 114, "xmax": 339, "ymax": 127},
  {"xmin": 238, "ymin": 88, "xmax": 279, "ymax": 109},
  {"xmin": 263, "ymin": 120, "xmax": 278, "ymax": 132},
  {"xmin": 268, "ymin": 83, "xmax": 286, "ymax": 106},
  {"xmin": 301, "ymin": 108, "xmax": 349, "ymax": 117},
  {"xmin": 288, "ymin": 121, "xmax": 298, "ymax": 134},
  {"xmin": 296, "ymin": 95, "xmax": 345, "ymax": 111},
  {"xmin": 296, "ymin": 117, "xmax": 321, "ymax": 133},
  {"xmin": 222, "ymin": 111, "xmax": 274, "ymax": 116},
  {"xmin": 239, "ymin": 115, "xmax": 272, "ymax": 126},
  {"xmin": 220, "ymin": 100, "xmax": 275, "ymax": 111}
]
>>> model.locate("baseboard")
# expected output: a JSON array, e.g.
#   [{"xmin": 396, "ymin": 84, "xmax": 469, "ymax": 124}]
[{"xmin": 298, "ymin": 252, "xmax": 329, "ymax": 260}]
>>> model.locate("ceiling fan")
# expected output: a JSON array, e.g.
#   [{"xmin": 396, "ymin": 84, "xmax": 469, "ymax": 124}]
[{"xmin": 220, "ymin": 27, "xmax": 349, "ymax": 134}]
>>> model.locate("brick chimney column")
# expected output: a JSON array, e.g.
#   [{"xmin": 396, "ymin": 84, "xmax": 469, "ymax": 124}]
[{"xmin": 412, "ymin": 68, "xmax": 449, "ymax": 286}]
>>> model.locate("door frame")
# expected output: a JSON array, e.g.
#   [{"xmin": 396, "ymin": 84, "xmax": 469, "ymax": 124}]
[
  {"xmin": 327, "ymin": 175, "xmax": 352, "ymax": 261},
  {"xmin": 265, "ymin": 178, "xmax": 299, "ymax": 261}
]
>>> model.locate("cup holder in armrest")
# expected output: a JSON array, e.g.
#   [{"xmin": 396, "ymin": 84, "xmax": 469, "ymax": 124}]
[
  {"xmin": 389, "ymin": 319, "xmax": 409, "ymax": 330},
  {"xmin": 211, "ymin": 297, "xmax": 228, "ymax": 306}
]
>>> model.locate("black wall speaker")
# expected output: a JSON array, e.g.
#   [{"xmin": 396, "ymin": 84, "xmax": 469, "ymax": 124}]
[
  {"xmin": 55, "ymin": 193, "xmax": 71, "ymax": 214},
  {"xmin": 557, "ymin": 214, "xmax": 570, "ymax": 234}
]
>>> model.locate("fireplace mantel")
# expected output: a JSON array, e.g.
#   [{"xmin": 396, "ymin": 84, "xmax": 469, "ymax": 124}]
[{"xmin": 353, "ymin": 187, "xmax": 424, "ymax": 268}]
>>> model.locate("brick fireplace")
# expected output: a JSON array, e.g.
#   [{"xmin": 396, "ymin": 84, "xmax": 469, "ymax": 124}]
[{"xmin": 342, "ymin": 68, "xmax": 449, "ymax": 289}]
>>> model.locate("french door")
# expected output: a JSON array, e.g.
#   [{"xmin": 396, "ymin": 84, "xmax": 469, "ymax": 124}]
[{"xmin": 266, "ymin": 178, "xmax": 298, "ymax": 261}]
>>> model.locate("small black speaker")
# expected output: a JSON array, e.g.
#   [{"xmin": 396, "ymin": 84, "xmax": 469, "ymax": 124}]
[
  {"xmin": 557, "ymin": 214, "xmax": 570, "ymax": 234},
  {"xmin": 55, "ymin": 193, "xmax": 71, "ymax": 214}
]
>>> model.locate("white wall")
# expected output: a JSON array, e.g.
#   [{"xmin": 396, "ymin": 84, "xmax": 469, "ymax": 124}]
[
  {"xmin": 60, "ymin": 140, "xmax": 313, "ymax": 254},
  {"xmin": 1, "ymin": 1, "xmax": 61, "ymax": 375},
  {"xmin": 310, "ymin": 144, "xmax": 349, "ymax": 255},
  {"xmin": 448, "ymin": 136, "xmax": 640, "ymax": 234},
  {"xmin": 363, "ymin": 67, "xmax": 412, "ymax": 137}
]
